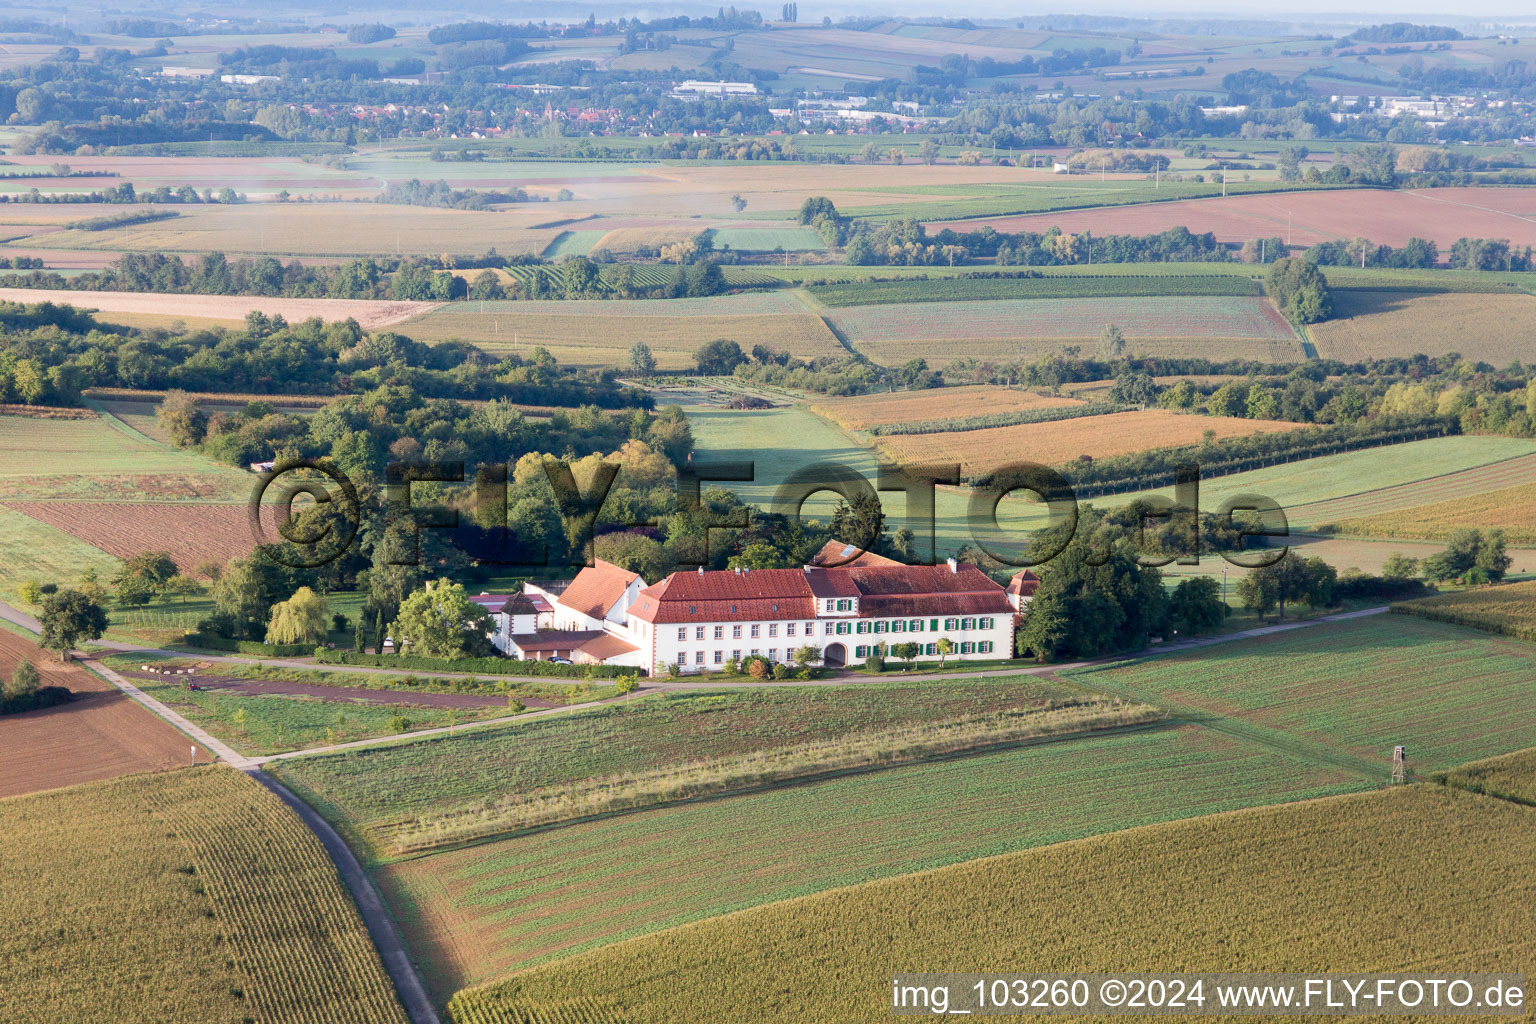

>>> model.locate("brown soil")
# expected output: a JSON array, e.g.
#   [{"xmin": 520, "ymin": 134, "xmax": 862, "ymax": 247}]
[{"xmin": 0, "ymin": 634, "xmax": 207, "ymax": 799}]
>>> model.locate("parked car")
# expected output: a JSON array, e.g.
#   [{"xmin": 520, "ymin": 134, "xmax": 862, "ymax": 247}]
[{"xmin": 548, "ymin": 657, "xmax": 574, "ymax": 665}]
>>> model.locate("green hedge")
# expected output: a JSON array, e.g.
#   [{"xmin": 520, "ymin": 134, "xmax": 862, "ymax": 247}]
[
  {"xmin": 315, "ymin": 649, "xmax": 639, "ymax": 678},
  {"xmin": 181, "ymin": 633, "xmax": 312, "ymax": 657}
]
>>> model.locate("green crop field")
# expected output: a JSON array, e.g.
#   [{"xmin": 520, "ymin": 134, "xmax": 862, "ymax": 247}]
[
  {"xmin": 541, "ymin": 228, "xmax": 605, "ymax": 257},
  {"xmin": 1, "ymin": 767, "xmax": 410, "ymax": 1024},
  {"xmin": 271, "ymin": 677, "xmax": 1078, "ymax": 855},
  {"xmin": 0, "ymin": 504, "xmax": 122, "ymax": 609},
  {"xmin": 1067, "ymin": 614, "xmax": 1536, "ymax": 772},
  {"xmin": 379, "ymin": 724, "xmax": 1365, "ymax": 997},
  {"xmin": 808, "ymin": 274, "xmax": 1260, "ymax": 306},
  {"xmin": 0, "ymin": 412, "xmax": 245, "ymax": 488},
  {"xmin": 448, "ymin": 786, "xmax": 1536, "ymax": 1024}
]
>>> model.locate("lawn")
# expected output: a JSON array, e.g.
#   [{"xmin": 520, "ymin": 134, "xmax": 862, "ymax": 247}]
[
  {"xmin": 378, "ymin": 723, "xmax": 1365, "ymax": 997},
  {"xmin": 271, "ymin": 678, "xmax": 1081, "ymax": 852},
  {"xmin": 0, "ymin": 767, "xmax": 409, "ymax": 1024},
  {"xmin": 448, "ymin": 786, "xmax": 1536, "ymax": 1024},
  {"xmin": 1066, "ymin": 614, "xmax": 1536, "ymax": 772}
]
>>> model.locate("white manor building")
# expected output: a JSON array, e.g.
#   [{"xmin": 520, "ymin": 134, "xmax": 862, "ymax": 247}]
[{"xmin": 475, "ymin": 541, "xmax": 1038, "ymax": 675}]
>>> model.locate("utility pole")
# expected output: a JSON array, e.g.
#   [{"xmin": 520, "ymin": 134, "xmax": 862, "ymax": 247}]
[{"xmin": 1221, "ymin": 165, "xmax": 1227, "ymax": 197}]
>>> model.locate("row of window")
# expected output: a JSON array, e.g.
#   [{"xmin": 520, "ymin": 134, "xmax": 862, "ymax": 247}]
[
  {"xmin": 854, "ymin": 641, "xmax": 994, "ymax": 658},
  {"xmin": 678, "ymin": 640, "xmax": 998, "ymax": 667},
  {"xmin": 676, "ymin": 617, "xmax": 999, "ymax": 643}
]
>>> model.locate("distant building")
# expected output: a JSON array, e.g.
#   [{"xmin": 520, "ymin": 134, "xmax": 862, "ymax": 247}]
[{"xmin": 673, "ymin": 80, "xmax": 758, "ymax": 97}]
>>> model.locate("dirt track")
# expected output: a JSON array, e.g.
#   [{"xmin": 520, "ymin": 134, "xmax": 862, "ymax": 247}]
[{"xmin": 0, "ymin": 634, "xmax": 206, "ymax": 799}]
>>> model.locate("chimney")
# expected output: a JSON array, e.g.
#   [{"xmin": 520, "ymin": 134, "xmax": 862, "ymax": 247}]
[{"xmin": 946, "ymin": 557, "xmax": 958, "ymax": 573}]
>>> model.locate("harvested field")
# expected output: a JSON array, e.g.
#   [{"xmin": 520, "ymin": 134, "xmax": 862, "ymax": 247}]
[
  {"xmin": 1309, "ymin": 290, "xmax": 1536, "ymax": 363},
  {"xmin": 870, "ymin": 409, "xmax": 1302, "ymax": 473},
  {"xmin": 398, "ymin": 294, "xmax": 842, "ymax": 369},
  {"xmin": 449, "ymin": 786, "xmax": 1536, "ymax": 1024},
  {"xmin": 41, "ymin": 202, "xmax": 564, "ymax": 257},
  {"xmin": 828, "ymin": 295, "xmax": 1296, "ymax": 343},
  {"xmin": 0, "ymin": 286, "xmax": 436, "ymax": 329},
  {"xmin": 1, "ymin": 767, "xmax": 411, "ymax": 1023},
  {"xmin": 0, "ymin": 633, "xmax": 207, "ymax": 799},
  {"xmin": 1322, "ymin": 479, "xmax": 1536, "ymax": 543},
  {"xmin": 1, "ymin": 501, "xmax": 283, "ymax": 574},
  {"xmin": 928, "ymin": 186, "xmax": 1536, "ymax": 250},
  {"xmin": 1284, "ymin": 451, "xmax": 1536, "ymax": 532},
  {"xmin": 1391, "ymin": 581, "xmax": 1536, "ymax": 643},
  {"xmin": 826, "ymin": 295, "xmax": 1303, "ymax": 365},
  {"xmin": 811, "ymin": 386, "xmax": 1081, "ymax": 430}
]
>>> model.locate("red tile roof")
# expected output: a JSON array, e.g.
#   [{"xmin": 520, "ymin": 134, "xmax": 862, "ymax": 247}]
[
  {"xmin": 627, "ymin": 563, "xmax": 1009, "ymax": 623},
  {"xmin": 556, "ymin": 559, "xmax": 640, "ymax": 619},
  {"xmin": 1007, "ymin": 570, "xmax": 1042, "ymax": 597},
  {"xmin": 810, "ymin": 539, "xmax": 901, "ymax": 568},
  {"xmin": 577, "ymin": 633, "xmax": 641, "ymax": 659}
]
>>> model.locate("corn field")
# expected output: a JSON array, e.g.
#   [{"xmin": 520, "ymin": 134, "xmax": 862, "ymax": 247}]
[{"xmin": 0, "ymin": 767, "xmax": 410, "ymax": 1024}]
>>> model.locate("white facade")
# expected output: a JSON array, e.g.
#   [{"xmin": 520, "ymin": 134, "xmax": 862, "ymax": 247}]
[{"xmin": 645, "ymin": 610, "xmax": 1011, "ymax": 675}]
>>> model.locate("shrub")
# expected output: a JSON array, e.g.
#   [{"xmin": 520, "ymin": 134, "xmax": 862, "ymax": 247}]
[
  {"xmin": 771, "ymin": 662, "xmax": 792, "ymax": 679},
  {"xmin": 864, "ymin": 653, "xmax": 885, "ymax": 674},
  {"xmin": 746, "ymin": 657, "xmax": 771, "ymax": 679},
  {"xmin": 614, "ymin": 673, "xmax": 639, "ymax": 694},
  {"xmin": 386, "ymin": 714, "xmax": 413, "ymax": 734},
  {"xmin": 506, "ymin": 697, "xmax": 526, "ymax": 713}
]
